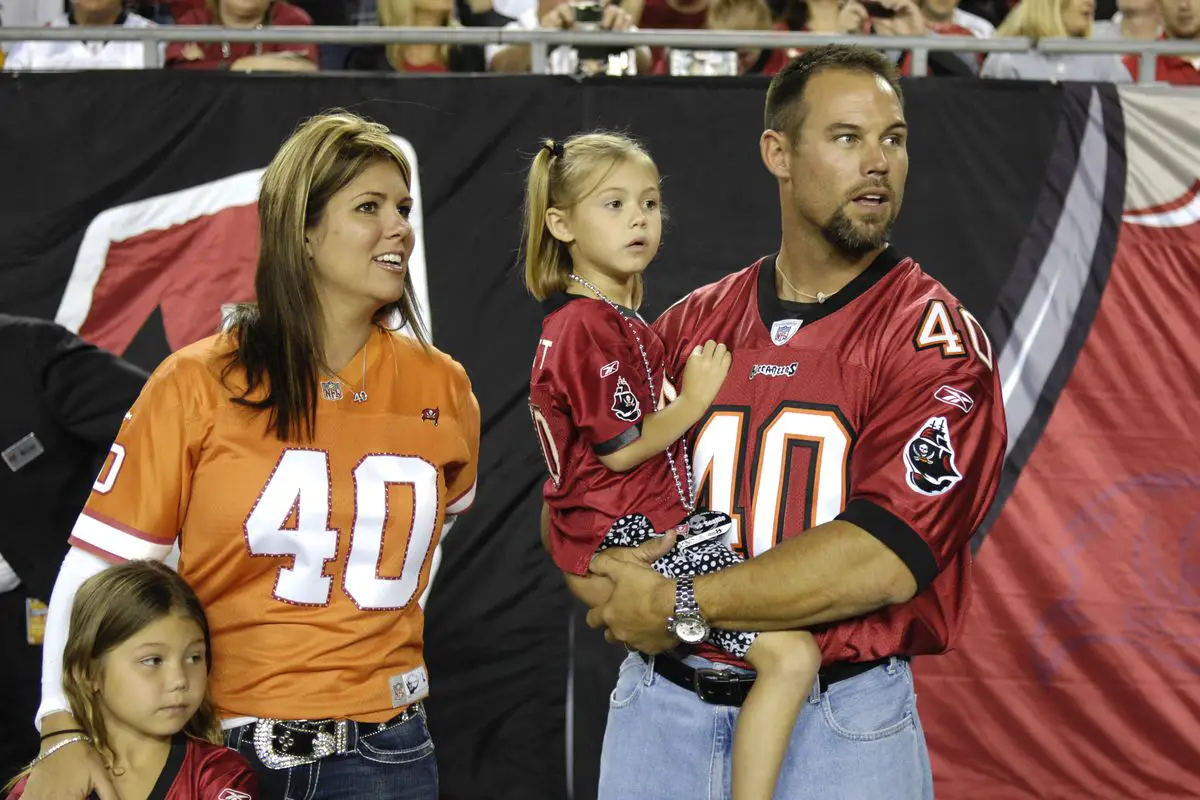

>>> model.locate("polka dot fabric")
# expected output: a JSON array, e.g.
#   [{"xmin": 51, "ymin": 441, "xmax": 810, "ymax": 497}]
[{"xmin": 598, "ymin": 510, "xmax": 758, "ymax": 658}]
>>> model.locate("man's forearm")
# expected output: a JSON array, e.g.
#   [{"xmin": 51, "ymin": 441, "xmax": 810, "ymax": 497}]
[{"xmin": 683, "ymin": 521, "xmax": 919, "ymax": 630}]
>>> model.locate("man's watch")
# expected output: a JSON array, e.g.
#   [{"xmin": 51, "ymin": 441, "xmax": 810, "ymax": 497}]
[{"xmin": 666, "ymin": 575, "xmax": 710, "ymax": 645}]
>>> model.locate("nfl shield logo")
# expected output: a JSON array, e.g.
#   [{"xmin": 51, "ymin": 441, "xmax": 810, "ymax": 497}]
[{"xmin": 770, "ymin": 319, "xmax": 802, "ymax": 346}]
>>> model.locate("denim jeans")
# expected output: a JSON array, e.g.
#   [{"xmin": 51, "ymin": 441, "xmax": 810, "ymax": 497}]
[
  {"xmin": 598, "ymin": 652, "xmax": 934, "ymax": 800},
  {"xmin": 225, "ymin": 707, "xmax": 438, "ymax": 800}
]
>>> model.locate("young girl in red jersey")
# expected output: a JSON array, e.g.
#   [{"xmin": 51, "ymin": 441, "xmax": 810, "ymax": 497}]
[
  {"xmin": 6, "ymin": 561, "xmax": 257, "ymax": 800},
  {"xmin": 523, "ymin": 131, "xmax": 821, "ymax": 800}
]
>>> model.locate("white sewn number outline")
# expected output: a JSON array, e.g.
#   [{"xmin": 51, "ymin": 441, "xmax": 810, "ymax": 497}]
[
  {"xmin": 529, "ymin": 405, "xmax": 562, "ymax": 486},
  {"xmin": 92, "ymin": 443, "xmax": 126, "ymax": 494},
  {"xmin": 244, "ymin": 450, "xmax": 440, "ymax": 610},
  {"xmin": 691, "ymin": 404, "xmax": 852, "ymax": 558},
  {"xmin": 913, "ymin": 300, "xmax": 994, "ymax": 371}
]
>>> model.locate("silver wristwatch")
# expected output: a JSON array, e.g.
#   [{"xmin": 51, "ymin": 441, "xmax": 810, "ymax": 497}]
[{"xmin": 667, "ymin": 575, "xmax": 710, "ymax": 644}]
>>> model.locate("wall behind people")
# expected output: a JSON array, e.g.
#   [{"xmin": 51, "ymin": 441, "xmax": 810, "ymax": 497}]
[{"xmin": 1, "ymin": 74, "xmax": 1195, "ymax": 799}]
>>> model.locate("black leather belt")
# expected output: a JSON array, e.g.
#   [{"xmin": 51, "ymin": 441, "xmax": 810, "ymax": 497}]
[{"xmin": 639, "ymin": 652, "xmax": 903, "ymax": 707}]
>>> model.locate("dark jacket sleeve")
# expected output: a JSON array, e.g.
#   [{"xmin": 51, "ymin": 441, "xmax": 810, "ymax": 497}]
[{"xmin": 30, "ymin": 320, "xmax": 149, "ymax": 447}]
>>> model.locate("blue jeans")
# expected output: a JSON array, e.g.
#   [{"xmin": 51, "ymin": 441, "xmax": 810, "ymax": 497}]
[
  {"xmin": 225, "ymin": 707, "xmax": 438, "ymax": 800},
  {"xmin": 598, "ymin": 652, "xmax": 933, "ymax": 800}
]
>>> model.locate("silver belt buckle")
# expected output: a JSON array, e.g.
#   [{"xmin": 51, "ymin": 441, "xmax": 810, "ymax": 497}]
[{"xmin": 253, "ymin": 718, "xmax": 351, "ymax": 770}]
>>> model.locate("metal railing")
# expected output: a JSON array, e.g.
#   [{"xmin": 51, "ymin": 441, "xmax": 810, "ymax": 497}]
[{"xmin": 0, "ymin": 24, "xmax": 1193, "ymax": 83}]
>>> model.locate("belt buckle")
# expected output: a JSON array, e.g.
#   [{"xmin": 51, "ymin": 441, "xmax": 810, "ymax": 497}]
[
  {"xmin": 692, "ymin": 667, "xmax": 749, "ymax": 706},
  {"xmin": 253, "ymin": 719, "xmax": 350, "ymax": 769}
]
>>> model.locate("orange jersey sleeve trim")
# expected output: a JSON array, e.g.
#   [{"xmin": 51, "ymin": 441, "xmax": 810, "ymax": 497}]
[{"xmin": 69, "ymin": 509, "xmax": 176, "ymax": 563}]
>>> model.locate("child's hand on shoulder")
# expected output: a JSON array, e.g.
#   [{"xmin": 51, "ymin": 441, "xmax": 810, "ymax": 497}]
[{"xmin": 682, "ymin": 340, "xmax": 732, "ymax": 407}]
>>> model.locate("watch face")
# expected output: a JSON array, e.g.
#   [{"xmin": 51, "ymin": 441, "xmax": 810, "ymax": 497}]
[{"xmin": 674, "ymin": 615, "xmax": 708, "ymax": 644}]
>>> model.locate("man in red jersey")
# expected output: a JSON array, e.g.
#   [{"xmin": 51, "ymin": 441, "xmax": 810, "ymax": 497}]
[{"xmin": 553, "ymin": 44, "xmax": 1008, "ymax": 798}]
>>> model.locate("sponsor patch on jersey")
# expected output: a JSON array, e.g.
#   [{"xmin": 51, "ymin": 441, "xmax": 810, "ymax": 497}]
[
  {"xmin": 933, "ymin": 385, "xmax": 974, "ymax": 414},
  {"xmin": 389, "ymin": 665, "xmax": 430, "ymax": 708},
  {"xmin": 611, "ymin": 376, "xmax": 642, "ymax": 423},
  {"xmin": 749, "ymin": 362, "xmax": 799, "ymax": 380},
  {"xmin": 770, "ymin": 319, "xmax": 803, "ymax": 346},
  {"xmin": 600, "ymin": 360, "xmax": 619, "ymax": 378},
  {"xmin": 218, "ymin": 791, "xmax": 252, "ymax": 800},
  {"xmin": 903, "ymin": 416, "xmax": 962, "ymax": 496}
]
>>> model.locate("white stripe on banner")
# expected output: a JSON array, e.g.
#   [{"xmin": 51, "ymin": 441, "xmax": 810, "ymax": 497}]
[
  {"xmin": 55, "ymin": 136, "xmax": 431, "ymax": 339},
  {"xmin": 71, "ymin": 513, "xmax": 176, "ymax": 563},
  {"xmin": 1123, "ymin": 184, "xmax": 1200, "ymax": 227},
  {"xmin": 999, "ymin": 87, "xmax": 1109, "ymax": 455}
]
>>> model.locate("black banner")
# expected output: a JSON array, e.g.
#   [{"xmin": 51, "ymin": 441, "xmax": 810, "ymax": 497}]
[{"xmin": 0, "ymin": 72, "xmax": 1066, "ymax": 800}]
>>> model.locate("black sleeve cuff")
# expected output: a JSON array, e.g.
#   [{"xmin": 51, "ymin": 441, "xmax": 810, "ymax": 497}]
[
  {"xmin": 592, "ymin": 422, "xmax": 642, "ymax": 456},
  {"xmin": 836, "ymin": 499, "xmax": 939, "ymax": 594}
]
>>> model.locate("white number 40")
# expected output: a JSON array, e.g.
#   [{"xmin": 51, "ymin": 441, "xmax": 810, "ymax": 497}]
[{"xmin": 245, "ymin": 450, "xmax": 440, "ymax": 611}]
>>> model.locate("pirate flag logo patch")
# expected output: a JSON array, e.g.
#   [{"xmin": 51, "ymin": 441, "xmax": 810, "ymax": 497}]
[
  {"xmin": 903, "ymin": 416, "xmax": 962, "ymax": 496},
  {"xmin": 611, "ymin": 376, "xmax": 642, "ymax": 423}
]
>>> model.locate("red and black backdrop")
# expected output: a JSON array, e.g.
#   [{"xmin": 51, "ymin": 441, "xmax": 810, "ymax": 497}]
[{"xmin": 2, "ymin": 71, "xmax": 1196, "ymax": 799}]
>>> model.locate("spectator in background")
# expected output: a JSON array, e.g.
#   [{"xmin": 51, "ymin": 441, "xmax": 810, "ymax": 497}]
[
  {"xmin": 770, "ymin": 0, "xmax": 855, "ymax": 30},
  {"xmin": 344, "ymin": 0, "xmax": 484, "ymax": 71},
  {"xmin": 633, "ymin": 0, "xmax": 706, "ymax": 26},
  {"xmin": 839, "ymin": 0, "xmax": 984, "ymax": 75},
  {"xmin": 166, "ymin": 0, "xmax": 318, "ymax": 70},
  {"xmin": 0, "ymin": 314, "xmax": 147, "ymax": 783},
  {"xmin": 3, "ymin": 0, "xmax": 158, "ymax": 71},
  {"xmin": 1123, "ymin": 0, "xmax": 1200, "ymax": 81},
  {"xmin": 624, "ymin": 0, "xmax": 707, "ymax": 74},
  {"xmin": 982, "ymin": 0, "xmax": 1131, "ymax": 80},
  {"xmin": 0, "ymin": 0, "xmax": 64, "ymax": 28},
  {"xmin": 1, "ymin": 0, "xmax": 66, "ymax": 64},
  {"xmin": 912, "ymin": 0, "xmax": 994, "ymax": 73},
  {"xmin": 453, "ymin": 0, "xmax": 527, "ymax": 26},
  {"xmin": 921, "ymin": 0, "xmax": 995, "ymax": 36},
  {"xmin": 658, "ymin": 0, "xmax": 790, "ymax": 74},
  {"xmin": 487, "ymin": 0, "xmax": 650, "ymax": 74},
  {"xmin": 1093, "ymin": 0, "xmax": 1161, "ymax": 36}
]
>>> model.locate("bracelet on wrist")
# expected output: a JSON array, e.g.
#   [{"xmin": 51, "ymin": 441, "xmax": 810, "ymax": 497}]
[
  {"xmin": 40, "ymin": 728, "xmax": 87, "ymax": 742},
  {"xmin": 36, "ymin": 735, "xmax": 90, "ymax": 763}
]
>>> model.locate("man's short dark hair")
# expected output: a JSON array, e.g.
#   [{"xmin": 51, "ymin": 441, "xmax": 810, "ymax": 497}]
[{"xmin": 764, "ymin": 45, "xmax": 904, "ymax": 141}]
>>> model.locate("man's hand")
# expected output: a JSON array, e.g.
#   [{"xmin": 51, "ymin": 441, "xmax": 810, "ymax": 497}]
[
  {"xmin": 601, "ymin": 3, "xmax": 635, "ymax": 30},
  {"xmin": 586, "ymin": 547, "xmax": 678, "ymax": 654},
  {"xmin": 560, "ymin": 524, "xmax": 679, "ymax": 609},
  {"xmin": 540, "ymin": 1, "xmax": 576, "ymax": 29},
  {"xmin": 541, "ymin": 2, "xmax": 635, "ymax": 30}
]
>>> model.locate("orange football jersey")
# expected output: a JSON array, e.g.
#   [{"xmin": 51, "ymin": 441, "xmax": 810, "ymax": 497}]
[{"xmin": 70, "ymin": 328, "xmax": 480, "ymax": 723}]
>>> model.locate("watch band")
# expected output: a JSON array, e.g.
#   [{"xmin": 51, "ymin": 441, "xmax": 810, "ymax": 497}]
[{"xmin": 675, "ymin": 575, "xmax": 699, "ymax": 617}]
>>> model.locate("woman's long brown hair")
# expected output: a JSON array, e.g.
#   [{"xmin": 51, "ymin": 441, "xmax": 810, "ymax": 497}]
[{"xmin": 222, "ymin": 110, "xmax": 428, "ymax": 442}]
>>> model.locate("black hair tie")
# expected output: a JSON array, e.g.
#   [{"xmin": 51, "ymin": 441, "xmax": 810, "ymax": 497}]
[{"xmin": 545, "ymin": 140, "xmax": 565, "ymax": 158}]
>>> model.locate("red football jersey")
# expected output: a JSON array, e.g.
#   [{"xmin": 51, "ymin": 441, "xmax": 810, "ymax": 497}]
[
  {"xmin": 654, "ymin": 248, "xmax": 1007, "ymax": 665},
  {"xmin": 530, "ymin": 294, "xmax": 691, "ymax": 575},
  {"xmin": 8, "ymin": 737, "xmax": 258, "ymax": 800}
]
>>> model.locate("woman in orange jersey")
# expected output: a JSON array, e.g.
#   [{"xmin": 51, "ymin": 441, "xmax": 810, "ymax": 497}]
[{"xmin": 21, "ymin": 111, "xmax": 480, "ymax": 800}]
